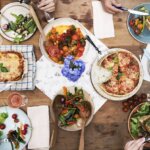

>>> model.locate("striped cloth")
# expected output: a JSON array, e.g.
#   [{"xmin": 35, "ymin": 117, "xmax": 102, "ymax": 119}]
[{"xmin": 0, "ymin": 45, "xmax": 36, "ymax": 91}]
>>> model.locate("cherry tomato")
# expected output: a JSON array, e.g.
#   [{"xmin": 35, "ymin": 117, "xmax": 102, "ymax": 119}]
[
  {"xmin": 24, "ymin": 124, "xmax": 29, "ymax": 129},
  {"xmin": 72, "ymin": 34, "xmax": 79, "ymax": 40},
  {"xmin": 122, "ymin": 101, "xmax": 128, "ymax": 107},
  {"xmin": 14, "ymin": 119, "xmax": 19, "ymax": 123},
  {"xmin": 129, "ymin": 20, "xmax": 134, "ymax": 27},
  {"xmin": 21, "ymin": 130, "xmax": 27, "ymax": 135},
  {"xmin": 12, "ymin": 114, "xmax": 17, "ymax": 120},
  {"xmin": 140, "ymin": 93, "xmax": 147, "ymax": 99},
  {"xmin": 0, "ymin": 124, "xmax": 6, "ymax": 130},
  {"xmin": 122, "ymin": 107, "xmax": 128, "ymax": 112}
]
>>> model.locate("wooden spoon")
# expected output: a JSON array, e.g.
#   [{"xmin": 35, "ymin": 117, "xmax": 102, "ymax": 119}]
[
  {"xmin": 50, "ymin": 95, "xmax": 66, "ymax": 148},
  {"xmin": 78, "ymin": 101, "xmax": 92, "ymax": 150},
  {"xmin": 29, "ymin": 5, "xmax": 52, "ymax": 47}
]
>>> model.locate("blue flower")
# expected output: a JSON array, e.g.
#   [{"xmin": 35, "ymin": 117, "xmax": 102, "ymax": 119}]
[{"xmin": 61, "ymin": 55, "xmax": 85, "ymax": 82}]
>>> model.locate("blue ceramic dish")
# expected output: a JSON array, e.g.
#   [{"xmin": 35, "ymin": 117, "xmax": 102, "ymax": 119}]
[{"xmin": 127, "ymin": 3, "xmax": 150, "ymax": 44}]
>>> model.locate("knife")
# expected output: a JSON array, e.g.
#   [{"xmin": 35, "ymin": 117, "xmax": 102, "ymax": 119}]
[{"xmin": 113, "ymin": 5, "xmax": 149, "ymax": 16}]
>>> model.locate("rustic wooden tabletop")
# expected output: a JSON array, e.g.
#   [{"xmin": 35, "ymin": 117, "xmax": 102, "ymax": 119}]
[{"xmin": 0, "ymin": 0, "xmax": 150, "ymax": 150}]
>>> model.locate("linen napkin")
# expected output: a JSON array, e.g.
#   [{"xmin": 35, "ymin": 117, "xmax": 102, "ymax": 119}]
[
  {"xmin": 35, "ymin": 21, "xmax": 107, "ymax": 114},
  {"xmin": 27, "ymin": 106, "xmax": 50, "ymax": 150},
  {"xmin": 141, "ymin": 44, "xmax": 150, "ymax": 82},
  {"xmin": 92, "ymin": 0, "xmax": 115, "ymax": 39},
  {"xmin": 0, "ymin": 45, "xmax": 36, "ymax": 91}
]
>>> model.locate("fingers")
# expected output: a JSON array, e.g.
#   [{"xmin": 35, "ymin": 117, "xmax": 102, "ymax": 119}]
[
  {"xmin": 139, "ymin": 143, "xmax": 145, "ymax": 150},
  {"xmin": 38, "ymin": 0, "xmax": 55, "ymax": 12},
  {"xmin": 101, "ymin": 0, "xmax": 123, "ymax": 14},
  {"xmin": 132, "ymin": 138, "xmax": 145, "ymax": 149},
  {"xmin": 111, "ymin": 0, "xmax": 121, "ymax": 7},
  {"xmin": 124, "ymin": 138, "xmax": 145, "ymax": 150}
]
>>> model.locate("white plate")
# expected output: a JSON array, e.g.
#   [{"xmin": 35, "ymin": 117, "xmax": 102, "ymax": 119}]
[
  {"xmin": 0, "ymin": 106, "xmax": 32, "ymax": 150},
  {"xmin": 91, "ymin": 48, "xmax": 144, "ymax": 101},
  {"xmin": 39, "ymin": 18, "xmax": 90, "ymax": 65},
  {"xmin": 51, "ymin": 86, "xmax": 94, "ymax": 131},
  {"xmin": 0, "ymin": 2, "xmax": 36, "ymax": 42}
]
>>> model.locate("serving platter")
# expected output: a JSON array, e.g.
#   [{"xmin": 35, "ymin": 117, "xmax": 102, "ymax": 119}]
[
  {"xmin": 0, "ymin": 2, "xmax": 36, "ymax": 42},
  {"xmin": 0, "ymin": 106, "xmax": 32, "ymax": 150},
  {"xmin": 91, "ymin": 48, "xmax": 144, "ymax": 101},
  {"xmin": 127, "ymin": 3, "xmax": 150, "ymax": 44},
  {"xmin": 51, "ymin": 86, "xmax": 94, "ymax": 131},
  {"xmin": 39, "ymin": 18, "xmax": 90, "ymax": 65}
]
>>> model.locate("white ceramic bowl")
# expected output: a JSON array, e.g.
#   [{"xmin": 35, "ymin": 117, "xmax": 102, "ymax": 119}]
[{"xmin": 39, "ymin": 18, "xmax": 90, "ymax": 65}]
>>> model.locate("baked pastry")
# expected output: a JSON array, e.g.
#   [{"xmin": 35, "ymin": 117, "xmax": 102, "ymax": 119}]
[{"xmin": 0, "ymin": 51, "xmax": 24, "ymax": 82}]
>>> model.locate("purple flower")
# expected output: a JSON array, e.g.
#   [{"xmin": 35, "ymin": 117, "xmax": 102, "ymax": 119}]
[{"xmin": 61, "ymin": 55, "xmax": 85, "ymax": 82}]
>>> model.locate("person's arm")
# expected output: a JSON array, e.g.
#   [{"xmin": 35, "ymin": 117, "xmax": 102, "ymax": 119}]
[
  {"xmin": 124, "ymin": 138, "xmax": 145, "ymax": 150},
  {"xmin": 38, "ymin": 0, "xmax": 55, "ymax": 12},
  {"xmin": 101, "ymin": 0, "xmax": 123, "ymax": 14}
]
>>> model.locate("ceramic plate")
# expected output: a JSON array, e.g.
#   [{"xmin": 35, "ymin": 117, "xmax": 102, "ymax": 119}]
[
  {"xmin": 0, "ymin": 106, "xmax": 32, "ymax": 150},
  {"xmin": 39, "ymin": 18, "xmax": 90, "ymax": 65},
  {"xmin": 0, "ymin": 2, "xmax": 36, "ymax": 42},
  {"xmin": 91, "ymin": 48, "xmax": 144, "ymax": 101},
  {"xmin": 51, "ymin": 86, "xmax": 94, "ymax": 131},
  {"xmin": 127, "ymin": 3, "xmax": 150, "ymax": 44}
]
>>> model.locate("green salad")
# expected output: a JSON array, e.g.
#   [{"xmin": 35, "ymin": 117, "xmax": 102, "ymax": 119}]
[
  {"xmin": 2, "ymin": 13, "xmax": 36, "ymax": 43},
  {"xmin": 130, "ymin": 102, "xmax": 150, "ymax": 138}
]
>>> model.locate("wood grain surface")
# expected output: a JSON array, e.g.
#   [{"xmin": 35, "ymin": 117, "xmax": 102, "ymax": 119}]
[{"xmin": 0, "ymin": 0, "xmax": 150, "ymax": 150}]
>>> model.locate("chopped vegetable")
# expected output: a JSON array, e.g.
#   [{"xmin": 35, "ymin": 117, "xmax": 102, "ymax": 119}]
[
  {"xmin": 130, "ymin": 102, "xmax": 150, "ymax": 138},
  {"xmin": 58, "ymin": 87, "xmax": 87, "ymax": 127},
  {"xmin": 2, "ymin": 13, "xmax": 36, "ymax": 43}
]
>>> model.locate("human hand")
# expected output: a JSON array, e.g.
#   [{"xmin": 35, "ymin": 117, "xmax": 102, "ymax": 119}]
[
  {"xmin": 38, "ymin": 0, "xmax": 55, "ymax": 12},
  {"xmin": 124, "ymin": 138, "xmax": 145, "ymax": 150},
  {"xmin": 101, "ymin": 0, "xmax": 123, "ymax": 14}
]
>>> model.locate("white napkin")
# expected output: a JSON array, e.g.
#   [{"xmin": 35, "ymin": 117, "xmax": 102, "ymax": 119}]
[
  {"xmin": 92, "ymin": 0, "xmax": 115, "ymax": 39},
  {"xmin": 35, "ymin": 22, "xmax": 107, "ymax": 114},
  {"xmin": 27, "ymin": 106, "xmax": 50, "ymax": 150},
  {"xmin": 141, "ymin": 44, "xmax": 150, "ymax": 82}
]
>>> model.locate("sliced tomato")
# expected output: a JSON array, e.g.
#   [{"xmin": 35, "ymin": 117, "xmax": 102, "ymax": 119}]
[
  {"xmin": 47, "ymin": 46, "xmax": 60, "ymax": 57},
  {"xmin": 78, "ymin": 47, "xmax": 84, "ymax": 52},
  {"xmin": 77, "ymin": 51, "xmax": 83, "ymax": 57}
]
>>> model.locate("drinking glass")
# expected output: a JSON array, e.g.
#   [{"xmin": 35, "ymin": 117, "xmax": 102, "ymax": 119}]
[{"xmin": 7, "ymin": 92, "xmax": 28, "ymax": 108}]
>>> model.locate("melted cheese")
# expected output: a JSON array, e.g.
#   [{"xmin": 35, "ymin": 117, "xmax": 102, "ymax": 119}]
[{"xmin": 0, "ymin": 52, "xmax": 24, "ymax": 81}]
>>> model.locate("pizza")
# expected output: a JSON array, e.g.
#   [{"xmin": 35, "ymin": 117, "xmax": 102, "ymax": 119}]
[
  {"xmin": 0, "ymin": 51, "xmax": 24, "ymax": 82},
  {"xmin": 100, "ymin": 51, "xmax": 140, "ymax": 95}
]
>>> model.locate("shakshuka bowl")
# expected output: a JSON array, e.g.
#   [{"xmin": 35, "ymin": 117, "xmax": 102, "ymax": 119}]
[{"xmin": 39, "ymin": 18, "xmax": 90, "ymax": 65}]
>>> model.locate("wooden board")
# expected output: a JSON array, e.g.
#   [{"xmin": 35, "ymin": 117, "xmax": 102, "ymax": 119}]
[{"xmin": 0, "ymin": 0, "xmax": 150, "ymax": 150}]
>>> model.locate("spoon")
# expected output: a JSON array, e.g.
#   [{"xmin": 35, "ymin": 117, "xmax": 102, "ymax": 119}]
[
  {"xmin": 29, "ymin": 4, "xmax": 52, "ymax": 47},
  {"xmin": 50, "ymin": 95, "xmax": 66, "ymax": 148},
  {"xmin": 78, "ymin": 101, "xmax": 92, "ymax": 150}
]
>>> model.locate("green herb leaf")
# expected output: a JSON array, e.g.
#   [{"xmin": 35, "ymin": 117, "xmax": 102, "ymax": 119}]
[
  {"xmin": 1, "ymin": 67, "xmax": 9, "ymax": 72},
  {"xmin": 116, "ymin": 72, "xmax": 124, "ymax": 80}
]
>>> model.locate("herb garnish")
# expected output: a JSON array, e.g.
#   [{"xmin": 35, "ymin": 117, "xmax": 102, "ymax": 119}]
[{"xmin": 0, "ymin": 63, "xmax": 9, "ymax": 73}]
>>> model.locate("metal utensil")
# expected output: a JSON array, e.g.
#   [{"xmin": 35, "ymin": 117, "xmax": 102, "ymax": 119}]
[
  {"xmin": 86, "ymin": 35, "xmax": 101, "ymax": 54},
  {"xmin": 113, "ymin": 5, "xmax": 149, "ymax": 16},
  {"xmin": 78, "ymin": 101, "xmax": 92, "ymax": 150}
]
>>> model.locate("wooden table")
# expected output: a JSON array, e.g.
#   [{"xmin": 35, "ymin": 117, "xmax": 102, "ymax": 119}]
[{"xmin": 0, "ymin": 0, "xmax": 150, "ymax": 150}]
